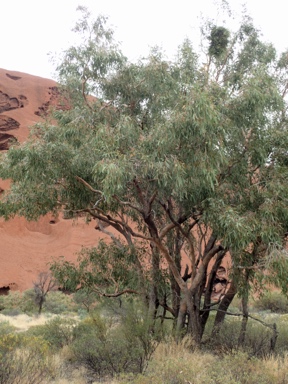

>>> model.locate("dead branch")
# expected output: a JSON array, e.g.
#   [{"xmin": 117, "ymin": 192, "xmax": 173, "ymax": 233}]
[
  {"xmin": 207, "ymin": 308, "xmax": 279, "ymax": 333},
  {"xmin": 95, "ymin": 288, "xmax": 139, "ymax": 298}
]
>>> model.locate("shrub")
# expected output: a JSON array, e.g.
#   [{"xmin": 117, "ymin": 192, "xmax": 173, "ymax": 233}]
[
  {"xmin": 0, "ymin": 291, "xmax": 23, "ymax": 312},
  {"xmin": 208, "ymin": 316, "xmax": 278, "ymax": 357},
  {"xmin": 254, "ymin": 291, "xmax": 288, "ymax": 314},
  {"xmin": 0, "ymin": 290, "xmax": 37, "ymax": 315},
  {"xmin": 71, "ymin": 304, "xmax": 159, "ymax": 379},
  {"xmin": 0, "ymin": 289, "xmax": 76, "ymax": 316},
  {"xmin": 73, "ymin": 289, "xmax": 98, "ymax": 312},
  {"xmin": 119, "ymin": 339, "xmax": 216, "ymax": 384},
  {"xmin": 210, "ymin": 351, "xmax": 274, "ymax": 384},
  {"xmin": 206, "ymin": 317, "xmax": 242, "ymax": 354},
  {"xmin": 0, "ymin": 320, "xmax": 16, "ymax": 335},
  {"xmin": 43, "ymin": 291, "xmax": 76, "ymax": 314},
  {"xmin": 0, "ymin": 296, "xmax": 5, "ymax": 311},
  {"xmin": 273, "ymin": 315, "xmax": 288, "ymax": 354},
  {"xmin": 0, "ymin": 333, "xmax": 53, "ymax": 384},
  {"xmin": 118, "ymin": 343, "xmax": 288, "ymax": 384},
  {"xmin": 21, "ymin": 289, "xmax": 39, "ymax": 313},
  {"xmin": 0, "ymin": 308, "xmax": 24, "ymax": 317},
  {"xmin": 26, "ymin": 316, "xmax": 77, "ymax": 351}
]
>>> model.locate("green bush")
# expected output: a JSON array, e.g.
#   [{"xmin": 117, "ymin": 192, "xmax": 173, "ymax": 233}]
[
  {"xmin": 0, "ymin": 290, "xmax": 39, "ymax": 315},
  {"xmin": 118, "ymin": 343, "xmax": 288, "ymax": 384},
  {"xmin": 26, "ymin": 316, "xmax": 77, "ymax": 351},
  {"xmin": 71, "ymin": 304, "xmax": 159, "ymax": 379},
  {"xmin": 43, "ymin": 291, "xmax": 76, "ymax": 314},
  {"xmin": 210, "ymin": 352, "xmax": 276, "ymax": 384},
  {"xmin": 254, "ymin": 291, "xmax": 288, "ymax": 313},
  {"xmin": 0, "ymin": 291, "xmax": 24, "ymax": 312},
  {"xmin": 0, "ymin": 290, "xmax": 77, "ymax": 316},
  {"xmin": 209, "ymin": 316, "xmax": 277, "ymax": 357},
  {"xmin": 0, "ymin": 296, "xmax": 5, "ymax": 311},
  {"xmin": 273, "ymin": 315, "xmax": 288, "ymax": 354},
  {"xmin": 21, "ymin": 289, "xmax": 39, "ymax": 313},
  {"xmin": 0, "ymin": 333, "xmax": 53, "ymax": 384},
  {"xmin": 73, "ymin": 289, "xmax": 98, "ymax": 312},
  {"xmin": 0, "ymin": 320, "xmax": 16, "ymax": 335},
  {"xmin": 0, "ymin": 308, "xmax": 24, "ymax": 316}
]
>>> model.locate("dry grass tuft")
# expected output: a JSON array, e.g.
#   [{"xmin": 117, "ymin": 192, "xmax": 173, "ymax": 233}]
[{"xmin": 115, "ymin": 340, "xmax": 288, "ymax": 384}]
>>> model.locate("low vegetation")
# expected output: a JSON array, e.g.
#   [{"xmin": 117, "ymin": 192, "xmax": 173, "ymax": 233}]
[
  {"xmin": 254, "ymin": 291, "xmax": 288, "ymax": 314},
  {"xmin": 0, "ymin": 288, "xmax": 77, "ymax": 317},
  {"xmin": 0, "ymin": 293, "xmax": 288, "ymax": 383}
]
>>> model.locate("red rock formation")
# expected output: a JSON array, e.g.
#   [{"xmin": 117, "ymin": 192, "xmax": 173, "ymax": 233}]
[{"xmin": 0, "ymin": 69, "xmax": 110, "ymax": 291}]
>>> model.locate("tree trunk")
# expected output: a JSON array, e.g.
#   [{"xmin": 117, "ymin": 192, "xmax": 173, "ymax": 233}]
[
  {"xmin": 131, "ymin": 247, "xmax": 148, "ymax": 307},
  {"xmin": 201, "ymin": 250, "xmax": 226, "ymax": 337},
  {"xmin": 186, "ymin": 246, "xmax": 223, "ymax": 344},
  {"xmin": 238, "ymin": 294, "xmax": 249, "ymax": 347},
  {"xmin": 147, "ymin": 243, "xmax": 160, "ymax": 327},
  {"xmin": 270, "ymin": 323, "xmax": 278, "ymax": 353},
  {"xmin": 175, "ymin": 298, "xmax": 187, "ymax": 339},
  {"xmin": 238, "ymin": 267, "xmax": 251, "ymax": 347},
  {"xmin": 186, "ymin": 291, "xmax": 202, "ymax": 345},
  {"xmin": 170, "ymin": 229, "xmax": 182, "ymax": 326},
  {"xmin": 38, "ymin": 296, "xmax": 44, "ymax": 314},
  {"xmin": 212, "ymin": 280, "xmax": 237, "ymax": 337},
  {"xmin": 171, "ymin": 274, "xmax": 181, "ymax": 325}
]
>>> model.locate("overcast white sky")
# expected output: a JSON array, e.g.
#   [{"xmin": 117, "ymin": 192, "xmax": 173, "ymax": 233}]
[{"xmin": 1, "ymin": 0, "xmax": 287, "ymax": 80}]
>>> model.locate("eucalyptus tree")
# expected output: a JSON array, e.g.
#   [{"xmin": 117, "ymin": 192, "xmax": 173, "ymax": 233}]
[{"xmin": 0, "ymin": 7, "xmax": 288, "ymax": 344}]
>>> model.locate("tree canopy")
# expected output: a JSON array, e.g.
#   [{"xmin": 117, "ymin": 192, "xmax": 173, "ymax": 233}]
[{"xmin": 0, "ymin": 6, "xmax": 288, "ymax": 343}]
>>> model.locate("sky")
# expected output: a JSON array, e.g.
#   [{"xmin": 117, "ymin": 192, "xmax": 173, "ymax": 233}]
[{"xmin": 1, "ymin": 0, "xmax": 287, "ymax": 80}]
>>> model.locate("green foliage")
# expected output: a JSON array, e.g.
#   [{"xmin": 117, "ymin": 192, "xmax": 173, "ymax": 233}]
[
  {"xmin": 261, "ymin": 250, "xmax": 288, "ymax": 295},
  {"xmin": 254, "ymin": 291, "xmax": 288, "ymax": 314},
  {"xmin": 44, "ymin": 290, "xmax": 76, "ymax": 314},
  {"xmin": 206, "ymin": 313, "xmax": 288, "ymax": 358},
  {"xmin": 208, "ymin": 25, "xmax": 230, "ymax": 58},
  {"xmin": 0, "ymin": 308, "xmax": 24, "ymax": 317},
  {"xmin": 73, "ymin": 289, "xmax": 98, "ymax": 312},
  {"xmin": 26, "ymin": 316, "xmax": 77, "ymax": 351},
  {"xmin": 21, "ymin": 289, "xmax": 39, "ymax": 313},
  {"xmin": 213, "ymin": 318, "xmax": 273, "ymax": 357},
  {"xmin": 0, "ymin": 291, "xmax": 30, "ymax": 316},
  {"xmin": 0, "ymin": 321, "xmax": 16, "ymax": 336},
  {"xmin": 118, "ymin": 342, "xmax": 288, "ymax": 384},
  {"xmin": 0, "ymin": 333, "xmax": 53, "ymax": 384},
  {"xmin": 0, "ymin": 289, "xmax": 75, "ymax": 316},
  {"xmin": 71, "ymin": 303, "xmax": 159, "ymax": 378},
  {"xmin": 273, "ymin": 315, "xmax": 288, "ymax": 353},
  {"xmin": 51, "ymin": 241, "xmax": 143, "ymax": 299},
  {"xmin": 0, "ymin": 291, "xmax": 23, "ymax": 311},
  {"xmin": 209, "ymin": 352, "xmax": 278, "ymax": 384}
]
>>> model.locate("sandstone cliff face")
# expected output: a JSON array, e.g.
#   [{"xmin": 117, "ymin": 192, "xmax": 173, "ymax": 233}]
[{"xmin": 0, "ymin": 69, "xmax": 108, "ymax": 292}]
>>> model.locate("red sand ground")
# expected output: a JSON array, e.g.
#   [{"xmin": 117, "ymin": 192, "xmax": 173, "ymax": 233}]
[{"xmin": 0, "ymin": 68, "xmax": 109, "ymax": 291}]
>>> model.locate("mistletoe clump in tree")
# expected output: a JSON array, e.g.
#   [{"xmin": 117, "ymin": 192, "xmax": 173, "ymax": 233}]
[{"xmin": 0, "ymin": 7, "xmax": 288, "ymax": 344}]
